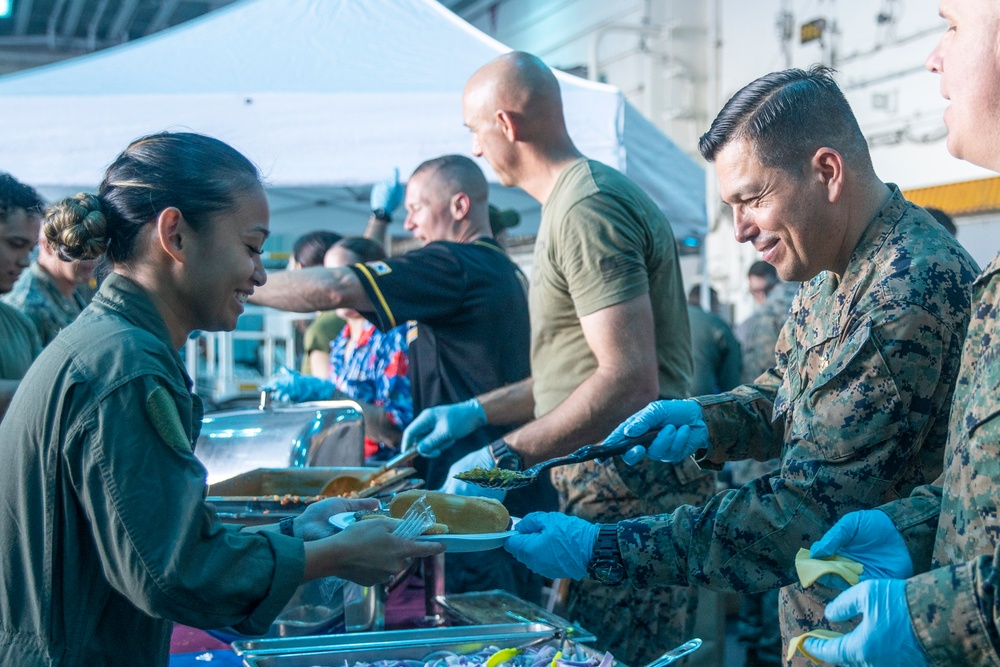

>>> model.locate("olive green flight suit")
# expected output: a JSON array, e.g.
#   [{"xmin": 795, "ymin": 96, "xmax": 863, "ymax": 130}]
[{"xmin": 0, "ymin": 274, "xmax": 304, "ymax": 667}]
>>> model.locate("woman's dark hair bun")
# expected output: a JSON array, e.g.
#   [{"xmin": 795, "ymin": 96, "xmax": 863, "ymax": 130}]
[{"xmin": 44, "ymin": 193, "xmax": 109, "ymax": 261}]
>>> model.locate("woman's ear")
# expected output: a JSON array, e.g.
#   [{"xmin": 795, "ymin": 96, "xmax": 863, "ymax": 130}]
[{"xmin": 155, "ymin": 207, "xmax": 187, "ymax": 264}]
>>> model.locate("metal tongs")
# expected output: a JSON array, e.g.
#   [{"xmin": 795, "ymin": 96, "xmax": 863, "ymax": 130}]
[
  {"xmin": 456, "ymin": 432, "xmax": 657, "ymax": 490},
  {"xmin": 321, "ymin": 447, "xmax": 421, "ymax": 496}
]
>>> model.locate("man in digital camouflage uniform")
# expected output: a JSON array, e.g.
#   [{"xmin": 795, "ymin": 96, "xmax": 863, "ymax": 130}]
[
  {"xmin": 502, "ymin": 66, "xmax": 979, "ymax": 667},
  {"xmin": 0, "ymin": 173, "xmax": 44, "ymax": 419},
  {"xmin": 3, "ymin": 225, "xmax": 98, "ymax": 347},
  {"xmin": 799, "ymin": 0, "xmax": 1000, "ymax": 664}
]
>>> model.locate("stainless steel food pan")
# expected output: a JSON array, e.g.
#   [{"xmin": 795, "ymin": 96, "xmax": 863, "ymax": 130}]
[
  {"xmin": 233, "ymin": 622, "xmax": 556, "ymax": 657},
  {"xmin": 239, "ymin": 634, "xmax": 618, "ymax": 667},
  {"xmin": 436, "ymin": 589, "xmax": 596, "ymax": 643}
]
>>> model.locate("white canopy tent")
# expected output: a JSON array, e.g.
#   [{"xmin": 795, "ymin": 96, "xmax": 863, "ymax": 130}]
[{"xmin": 0, "ymin": 0, "xmax": 705, "ymax": 244}]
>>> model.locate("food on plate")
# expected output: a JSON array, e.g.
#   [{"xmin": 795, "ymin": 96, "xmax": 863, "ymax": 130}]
[{"xmin": 388, "ymin": 490, "xmax": 510, "ymax": 535}]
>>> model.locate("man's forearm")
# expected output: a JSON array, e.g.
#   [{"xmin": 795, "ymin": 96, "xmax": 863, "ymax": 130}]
[
  {"xmin": 477, "ymin": 378, "xmax": 535, "ymax": 426},
  {"xmin": 362, "ymin": 215, "xmax": 389, "ymax": 250},
  {"xmin": 505, "ymin": 366, "xmax": 656, "ymax": 466},
  {"xmin": 252, "ymin": 267, "xmax": 369, "ymax": 312}
]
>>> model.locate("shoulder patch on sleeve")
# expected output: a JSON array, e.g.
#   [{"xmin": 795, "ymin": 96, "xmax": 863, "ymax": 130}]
[
  {"xmin": 366, "ymin": 261, "xmax": 392, "ymax": 276},
  {"xmin": 599, "ymin": 254, "xmax": 635, "ymax": 282},
  {"xmin": 145, "ymin": 385, "xmax": 192, "ymax": 452}
]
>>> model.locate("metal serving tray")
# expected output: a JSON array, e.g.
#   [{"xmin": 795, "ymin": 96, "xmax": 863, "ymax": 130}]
[
  {"xmin": 436, "ymin": 590, "xmax": 596, "ymax": 644},
  {"xmin": 206, "ymin": 467, "xmax": 422, "ymax": 525},
  {"xmin": 237, "ymin": 624, "xmax": 621, "ymax": 667},
  {"xmin": 233, "ymin": 622, "xmax": 554, "ymax": 657}
]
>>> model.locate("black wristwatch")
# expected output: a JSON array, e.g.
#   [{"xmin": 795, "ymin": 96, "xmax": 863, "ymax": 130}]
[
  {"xmin": 372, "ymin": 208, "xmax": 392, "ymax": 223},
  {"xmin": 488, "ymin": 438, "xmax": 524, "ymax": 471},
  {"xmin": 279, "ymin": 516, "xmax": 296, "ymax": 537},
  {"xmin": 587, "ymin": 524, "xmax": 627, "ymax": 586}
]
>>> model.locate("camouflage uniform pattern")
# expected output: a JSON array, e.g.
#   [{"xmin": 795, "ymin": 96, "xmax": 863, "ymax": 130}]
[
  {"xmin": 614, "ymin": 187, "xmax": 979, "ymax": 666},
  {"xmin": 552, "ymin": 455, "xmax": 715, "ymax": 667},
  {"xmin": 728, "ymin": 281, "xmax": 798, "ymax": 489},
  {"xmin": 2, "ymin": 262, "xmax": 91, "ymax": 346},
  {"xmin": 878, "ymin": 252, "xmax": 1000, "ymax": 665},
  {"xmin": 736, "ymin": 280, "xmax": 800, "ymax": 385}
]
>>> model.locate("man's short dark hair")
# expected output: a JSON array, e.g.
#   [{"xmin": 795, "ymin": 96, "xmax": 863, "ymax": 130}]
[
  {"xmin": 748, "ymin": 260, "xmax": 778, "ymax": 282},
  {"xmin": 411, "ymin": 155, "xmax": 488, "ymax": 205},
  {"xmin": 699, "ymin": 66, "xmax": 871, "ymax": 173},
  {"xmin": 924, "ymin": 207, "xmax": 957, "ymax": 237},
  {"xmin": 0, "ymin": 173, "xmax": 44, "ymax": 224}
]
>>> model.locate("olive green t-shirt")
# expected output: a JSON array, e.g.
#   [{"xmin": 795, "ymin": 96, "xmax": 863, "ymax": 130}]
[
  {"xmin": 0, "ymin": 301, "xmax": 41, "ymax": 380},
  {"xmin": 300, "ymin": 310, "xmax": 347, "ymax": 374},
  {"xmin": 530, "ymin": 158, "xmax": 692, "ymax": 416}
]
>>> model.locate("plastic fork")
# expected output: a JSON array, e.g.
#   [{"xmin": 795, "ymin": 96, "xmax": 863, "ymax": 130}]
[{"xmin": 391, "ymin": 494, "xmax": 436, "ymax": 540}]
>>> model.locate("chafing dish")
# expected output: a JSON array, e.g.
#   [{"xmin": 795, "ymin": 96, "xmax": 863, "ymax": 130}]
[
  {"xmin": 234, "ymin": 622, "xmax": 622, "ymax": 667},
  {"xmin": 195, "ymin": 400, "xmax": 365, "ymax": 484}
]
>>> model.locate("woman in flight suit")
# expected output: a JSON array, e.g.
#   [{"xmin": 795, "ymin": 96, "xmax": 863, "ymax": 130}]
[{"xmin": 0, "ymin": 132, "xmax": 443, "ymax": 667}]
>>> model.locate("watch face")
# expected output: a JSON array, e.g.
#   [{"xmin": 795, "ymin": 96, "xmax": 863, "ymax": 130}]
[
  {"xmin": 591, "ymin": 560, "xmax": 626, "ymax": 585},
  {"xmin": 494, "ymin": 453, "xmax": 520, "ymax": 471},
  {"xmin": 490, "ymin": 441, "xmax": 523, "ymax": 471}
]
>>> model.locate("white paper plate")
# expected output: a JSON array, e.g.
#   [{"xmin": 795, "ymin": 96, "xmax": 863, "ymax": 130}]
[{"xmin": 328, "ymin": 512, "xmax": 519, "ymax": 553}]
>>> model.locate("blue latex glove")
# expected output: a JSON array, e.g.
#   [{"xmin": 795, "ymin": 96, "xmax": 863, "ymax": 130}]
[
  {"xmin": 264, "ymin": 368, "xmax": 336, "ymax": 403},
  {"xmin": 809, "ymin": 510, "xmax": 914, "ymax": 590},
  {"xmin": 504, "ymin": 512, "xmax": 600, "ymax": 581},
  {"xmin": 370, "ymin": 168, "xmax": 404, "ymax": 217},
  {"xmin": 402, "ymin": 399, "xmax": 487, "ymax": 457},
  {"xmin": 802, "ymin": 579, "xmax": 928, "ymax": 666},
  {"xmin": 438, "ymin": 446, "xmax": 506, "ymax": 501},
  {"xmin": 605, "ymin": 400, "xmax": 708, "ymax": 465}
]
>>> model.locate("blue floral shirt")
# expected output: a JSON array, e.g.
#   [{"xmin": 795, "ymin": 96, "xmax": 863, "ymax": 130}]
[{"xmin": 329, "ymin": 322, "xmax": 411, "ymax": 457}]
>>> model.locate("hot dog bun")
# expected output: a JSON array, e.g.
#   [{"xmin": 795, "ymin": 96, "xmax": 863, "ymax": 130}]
[{"xmin": 388, "ymin": 490, "xmax": 510, "ymax": 534}]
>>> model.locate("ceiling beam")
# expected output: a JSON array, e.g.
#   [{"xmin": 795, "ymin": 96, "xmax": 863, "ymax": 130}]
[
  {"xmin": 60, "ymin": 0, "xmax": 88, "ymax": 37},
  {"xmin": 108, "ymin": 0, "xmax": 140, "ymax": 42},
  {"xmin": 45, "ymin": 0, "xmax": 68, "ymax": 44},
  {"xmin": 13, "ymin": 0, "xmax": 35, "ymax": 36},
  {"xmin": 145, "ymin": 0, "xmax": 181, "ymax": 36},
  {"xmin": 86, "ymin": 0, "xmax": 109, "ymax": 50}
]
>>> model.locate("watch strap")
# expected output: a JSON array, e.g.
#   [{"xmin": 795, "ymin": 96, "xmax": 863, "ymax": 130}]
[
  {"xmin": 488, "ymin": 438, "xmax": 524, "ymax": 471},
  {"xmin": 279, "ymin": 516, "xmax": 296, "ymax": 537},
  {"xmin": 587, "ymin": 524, "xmax": 627, "ymax": 585}
]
